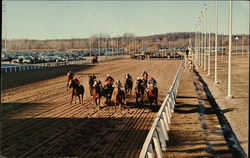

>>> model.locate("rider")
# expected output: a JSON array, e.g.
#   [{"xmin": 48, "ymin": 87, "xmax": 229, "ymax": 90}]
[
  {"xmin": 114, "ymin": 80, "xmax": 123, "ymax": 90},
  {"xmin": 125, "ymin": 73, "xmax": 132, "ymax": 80},
  {"xmin": 135, "ymin": 77, "xmax": 143, "ymax": 86},
  {"xmin": 145, "ymin": 77, "xmax": 158, "ymax": 93},
  {"xmin": 141, "ymin": 70, "xmax": 149, "ymax": 80},
  {"xmin": 73, "ymin": 76, "xmax": 80, "ymax": 86},
  {"xmin": 148, "ymin": 77, "xmax": 157, "ymax": 87},
  {"xmin": 68, "ymin": 71, "xmax": 74, "ymax": 79},
  {"xmin": 105, "ymin": 74, "xmax": 114, "ymax": 85}
]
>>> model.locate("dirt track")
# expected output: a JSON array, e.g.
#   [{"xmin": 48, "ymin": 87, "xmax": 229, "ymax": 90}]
[{"xmin": 1, "ymin": 58, "xmax": 181, "ymax": 157}]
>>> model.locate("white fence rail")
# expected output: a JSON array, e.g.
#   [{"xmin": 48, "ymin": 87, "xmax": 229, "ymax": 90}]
[
  {"xmin": 1, "ymin": 55, "xmax": 128, "ymax": 73},
  {"xmin": 139, "ymin": 60, "xmax": 184, "ymax": 158}
]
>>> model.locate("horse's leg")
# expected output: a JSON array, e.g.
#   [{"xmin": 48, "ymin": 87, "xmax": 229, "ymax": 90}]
[
  {"xmin": 136, "ymin": 95, "xmax": 139, "ymax": 106},
  {"xmin": 81, "ymin": 94, "xmax": 83, "ymax": 104},
  {"xmin": 98, "ymin": 97, "xmax": 101, "ymax": 109},
  {"xmin": 75, "ymin": 95, "xmax": 77, "ymax": 104},
  {"xmin": 78, "ymin": 95, "xmax": 81, "ymax": 104},
  {"xmin": 70, "ymin": 94, "xmax": 73, "ymax": 105}
]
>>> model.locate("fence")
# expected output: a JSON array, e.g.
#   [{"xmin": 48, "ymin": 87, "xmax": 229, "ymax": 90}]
[
  {"xmin": 1, "ymin": 55, "xmax": 129, "ymax": 73},
  {"xmin": 139, "ymin": 60, "xmax": 184, "ymax": 158}
]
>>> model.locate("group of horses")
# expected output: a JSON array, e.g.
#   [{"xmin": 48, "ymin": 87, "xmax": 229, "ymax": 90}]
[{"xmin": 66, "ymin": 71, "xmax": 158, "ymax": 110}]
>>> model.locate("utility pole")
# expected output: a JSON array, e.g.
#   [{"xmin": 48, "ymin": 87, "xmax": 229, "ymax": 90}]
[{"xmin": 227, "ymin": 0, "xmax": 233, "ymax": 99}]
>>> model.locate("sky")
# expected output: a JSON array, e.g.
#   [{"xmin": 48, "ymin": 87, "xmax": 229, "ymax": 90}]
[{"xmin": 2, "ymin": 1, "xmax": 249, "ymax": 40}]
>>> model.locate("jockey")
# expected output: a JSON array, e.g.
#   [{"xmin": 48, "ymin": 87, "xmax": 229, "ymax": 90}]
[
  {"xmin": 125, "ymin": 73, "xmax": 132, "ymax": 81},
  {"xmin": 68, "ymin": 71, "xmax": 74, "ymax": 80},
  {"xmin": 141, "ymin": 70, "xmax": 148, "ymax": 80},
  {"xmin": 148, "ymin": 77, "xmax": 157, "ymax": 87},
  {"xmin": 136, "ymin": 77, "xmax": 143, "ymax": 86},
  {"xmin": 94, "ymin": 78, "xmax": 102, "ymax": 87},
  {"xmin": 114, "ymin": 80, "xmax": 123, "ymax": 89},
  {"xmin": 105, "ymin": 74, "xmax": 114, "ymax": 84},
  {"xmin": 73, "ymin": 77, "xmax": 80, "ymax": 85}
]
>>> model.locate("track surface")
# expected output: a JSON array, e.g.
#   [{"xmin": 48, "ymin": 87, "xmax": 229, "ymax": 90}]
[{"xmin": 1, "ymin": 58, "xmax": 181, "ymax": 157}]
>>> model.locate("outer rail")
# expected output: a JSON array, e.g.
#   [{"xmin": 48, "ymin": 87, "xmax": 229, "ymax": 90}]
[
  {"xmin": 1, "ymin": 55, "xmax": 127, "ymax": 73},
  {"xmin": 139, "ymin": 60, "xmax": 184, "ymax": 158}
]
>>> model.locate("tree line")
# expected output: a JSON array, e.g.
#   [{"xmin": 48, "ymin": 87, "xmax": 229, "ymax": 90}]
[{"xmin": 2, "ymin": 32, "xmax": 249, "ymax": 51}]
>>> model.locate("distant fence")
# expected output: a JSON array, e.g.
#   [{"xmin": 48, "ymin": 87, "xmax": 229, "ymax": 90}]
[
  {"xmin": 139, "ymin": 60, "xmax": 184, "ymax": 158},
  {"xmin": 1, "ymin": 55, "xmax": 128, "ymax": 73}
]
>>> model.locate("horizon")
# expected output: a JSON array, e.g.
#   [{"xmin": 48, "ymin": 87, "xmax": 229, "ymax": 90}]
[{"xmin": 2, "ymin": 1, "xmax": 249, "ymax": 40}]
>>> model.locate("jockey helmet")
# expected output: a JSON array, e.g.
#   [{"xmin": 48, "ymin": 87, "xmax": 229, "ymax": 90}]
[
  {"xmin": 137, "ymin": 77, "xmax": 140, "ymax": 80},
  {"xmin": 150, "ymin": 77, "xmax": 154, "ymax": 81},
  {"xmin": 107, "ymin": 74, "xmax": 110, "ymax": 77}
]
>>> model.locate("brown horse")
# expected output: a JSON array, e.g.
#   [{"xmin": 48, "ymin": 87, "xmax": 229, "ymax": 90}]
[
  {"xmin": 134, "ymin": 80, "xmax": 145, "ymax": 106},
  {"xmin": 68, "ymin": 80, "xmax": 84, "ymax": 105},
  {"xmin": 113, "ymin": 88, "xmax": 126, "ymax": 110},
  {"xmin": 92, "ymin": 85, "xmax": 103, "ymax": 109},
  {"xmin": 146, "ymin": 86, "xmax": 158, "ymax": 106}
]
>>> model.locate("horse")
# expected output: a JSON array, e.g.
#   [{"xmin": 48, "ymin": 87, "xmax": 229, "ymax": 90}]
[
  {"xmin": 68, "ymin": 80, "xmax": 84, "ymax": 105},
  {"xmin": 92, "ymin": 84, "xmax": 103, "ymax": 109},
  {"xmin": 103, "ymin": 82, "xmax": 114, "ymax": 105},
  {"xmin": 134, "ymin": 81, "xmax": 145, "ymax": 106},
  {"xmin": 113, "ymin": 88, "xmax": 126, "ymax": 110},
  {"xmin": 124, "ymin": 77, "xmax": 133, "ymax": 95},
  {"xmin": 146, "ymin": 85, "xmax": 158, "ymax": 106},
  {"xmin": 66, "ymin": 71, "xmax": 74, "ymax": 90}
]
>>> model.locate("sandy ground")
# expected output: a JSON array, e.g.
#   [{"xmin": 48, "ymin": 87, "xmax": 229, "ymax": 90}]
[
  {"xmin": 195, "ymin": 55, "xmax": 249, "ymax": 156},
  {"xmin": 1, "ymin": 58, "xmax": 181, "ymax": 157}
]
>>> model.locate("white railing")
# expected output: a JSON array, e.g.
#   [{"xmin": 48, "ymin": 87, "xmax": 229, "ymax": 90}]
[
  {"xmin": 139, "ymin": 60, "xmax": 184, "ymax": 158},
  {"xmin": 1, "ymin": 55, "xmax": 129, "ymax": 73}
]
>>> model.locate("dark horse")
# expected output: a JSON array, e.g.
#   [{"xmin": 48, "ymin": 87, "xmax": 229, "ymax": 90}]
[
  {"xmin": 92, "ymin": 84, "xmax": 103, "ymax": 109},
  {"xmin": 134, "ymin": 81, "xmax": 145, "ymax": 106},
  {"xmin": 103, "ymin": 82, "xmax": 114, "ymax": 105},
  {"xmin": 68, "ymin": 80, "xmax": 84, "ymax": 105},
  {"xmin": 146, "ymin": 86, "xmax": 158, "ymax": 106},
  {"xmin": 124, "ymin": 77, "xmax": 133, "ymax": 95},
  {"xmin": 113, "ymin": 88, "xmax": 126, "ymax": 110}
]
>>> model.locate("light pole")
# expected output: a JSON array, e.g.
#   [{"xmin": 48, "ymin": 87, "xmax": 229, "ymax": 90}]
[
  {"xmin": 235, "ymin": 36, "xmax": 239, "ymax": 57},
  {"xmin": 227, "ymin": 0, "xmax": 233, "ymax": 99},
  {"xmin": 241, "ymin": 35, "xmax": 244, "ymax": 58},
  {"xmin": 201, "ymin": 11, "xmax": 204, "ymax": 68},
  {"xmin": 222, "ymin": 33, "xmax": 224, "ymax": 58},
  {"xmin": 98, "ymin": 34, "xmax": 101, "ymax": 57},
  {"xmin": 3, "ymin": 0, "xmax": 7, "ymax": 53},
  {"xmin": 198, "ymin": 17, "xmax": 201, "ymax": 67},
  {"xmin": 208, "ymin": 1, "xmax": 211, "ymax": 76},
  {"xmin": 214, "ymin": 0, "xmax": 218, "ymax": 83},
  {"xmin": 204, "ymin": 5, "xmax": 207, "ymax": 71}
]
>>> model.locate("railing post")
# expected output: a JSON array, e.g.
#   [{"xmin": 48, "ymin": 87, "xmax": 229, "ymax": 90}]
[
  {"xmin": 162, "ymin": 108, "xmax": 170, "ymax": 131},
  {"xmin": 156, "ymin": 122, "xmax": 167, "ymax": 151},
  {"xmin": 14, "ymin": 67, "xmax": 17, "ymax": 72},
  {"xmin": 5, "ymin": 68, "xmax": 7, "ymax": 73},
  {"xmin": 147, "ymin": 143, "xmax": 155, "ymax": 158},
  {"xmin": 160, "ymin": 117, "xmax": 169, "ymax": 141},
  {"xmin": 153, "ymin": 131, "xmax": 163, "ymax": 158},
  {"xmin": 9, "ymin": 67, "xmax": 12, "ymax": 73}
]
